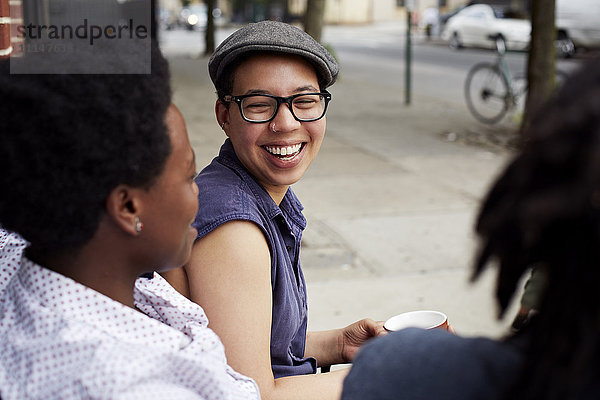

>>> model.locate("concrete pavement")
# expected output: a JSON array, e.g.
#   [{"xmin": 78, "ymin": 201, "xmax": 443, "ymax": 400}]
[{"xmin": 161, "ymin": 24, "xmax": 523, "ymax": 341}]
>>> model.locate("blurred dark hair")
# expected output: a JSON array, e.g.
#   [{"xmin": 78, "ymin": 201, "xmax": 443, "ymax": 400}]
[
  {"xmin": 0, "ymin": 41, "xmax": 172, "ymax": 256},
  {"xmin": 474, "ymin": 57, "xmax": 600, "ymax": 399}
]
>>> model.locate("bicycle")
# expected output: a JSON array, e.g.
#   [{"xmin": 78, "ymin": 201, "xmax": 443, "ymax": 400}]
[{"xmin": 464, "ymin": 36, "xmax": 567, "ymax": 124}]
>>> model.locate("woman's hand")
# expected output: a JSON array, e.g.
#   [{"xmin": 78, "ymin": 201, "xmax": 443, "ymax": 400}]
[
  {"xmin": 340, "ymin": 318, "xmax": 386, "ymax": 363},
  {"xmin": 306, "ymin": 319, "xmax": 386, "ymax": 367}
]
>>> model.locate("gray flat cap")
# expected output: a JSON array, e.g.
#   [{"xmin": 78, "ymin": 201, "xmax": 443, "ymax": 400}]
[{"xmin": 208, "ymin": 20, "xmax": 339, "ymax": 89}]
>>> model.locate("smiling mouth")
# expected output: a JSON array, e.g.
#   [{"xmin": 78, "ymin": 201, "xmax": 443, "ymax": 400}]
[{"xmin": 263, "ymin": 143, "xmax": 305, "ymax": 160}]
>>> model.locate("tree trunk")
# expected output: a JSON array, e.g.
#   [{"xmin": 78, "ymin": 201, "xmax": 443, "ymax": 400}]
[
  {"xmin": 304, "ymin": 0, "xmax": 326, "ymax": 42},
  {"xmin": 521, "ymin": 0, "xmax": 556, "ymax": 134},
  {"xmin": 204, "ymin": 0, "xmax": 215, "ymax": 55}
]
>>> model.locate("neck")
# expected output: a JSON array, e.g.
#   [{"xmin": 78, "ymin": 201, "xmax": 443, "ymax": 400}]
[
  {"xmin": 27, "ymin": 223, "xmax": 146, "ymax": 309},
  {"xmin": 265, "ymin": 184, "xmax": 289, "ymax": 206}
]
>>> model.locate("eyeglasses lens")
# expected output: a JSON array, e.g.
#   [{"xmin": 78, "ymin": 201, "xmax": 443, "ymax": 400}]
[{"xmin": 241, "ymin": 94, "xmax": 326, "ymax": 122}]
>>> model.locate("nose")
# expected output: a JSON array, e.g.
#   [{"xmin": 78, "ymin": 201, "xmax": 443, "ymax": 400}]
[{"xmin": 270, "ymin": 102, "xmax": 301, "ymax": 132}]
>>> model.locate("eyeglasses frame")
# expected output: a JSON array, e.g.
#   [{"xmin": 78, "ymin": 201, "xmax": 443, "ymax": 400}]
[{"xmin": 222, "ymin": 90, "xmax": 332, "ymax": 123}]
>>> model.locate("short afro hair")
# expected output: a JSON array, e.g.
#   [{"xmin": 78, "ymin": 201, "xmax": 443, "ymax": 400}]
[{"xmin": 0, "ymin": 41, "xmax": 172, "ymax": 255}]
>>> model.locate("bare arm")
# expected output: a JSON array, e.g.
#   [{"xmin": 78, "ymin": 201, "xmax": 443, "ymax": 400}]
[
  {"xmin": 180, "ymin": 220, "xmax": 345, "ymax": 400},
  {"xmin": 305, "ymin": 330, "xmax": 345, "ymax": 367}
]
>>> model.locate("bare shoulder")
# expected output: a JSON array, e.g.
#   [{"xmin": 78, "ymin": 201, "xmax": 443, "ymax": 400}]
[
  {"xmin": 188, "ymin": 220, "xmax": 269, "ymax": 268},
  {"xmin": 182, "ymin": 219, "xmax": 272, "ymax": 308},
  {"xmin": 204, "ymin": 219, "xmax": 266, "ymax": 246}
]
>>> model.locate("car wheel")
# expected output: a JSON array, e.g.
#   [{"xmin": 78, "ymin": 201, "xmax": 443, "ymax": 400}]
[
  {"xmin": 555, "ymin": 31, "xmax": 575, "ymax": 58},
  {"xmin": 449, "ymin": 32, "xmax": 462, "ymax": 50}
]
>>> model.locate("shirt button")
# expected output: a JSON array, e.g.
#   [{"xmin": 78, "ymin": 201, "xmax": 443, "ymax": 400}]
[{"xmin": 286, "ymin": 245, "xmax": 292, "ymax": 251}]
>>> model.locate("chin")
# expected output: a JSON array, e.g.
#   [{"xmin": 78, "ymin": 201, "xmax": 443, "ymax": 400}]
[
  {"xmin": 156, "ymin": 250, "xmax": 193, "ymax": 273},
  {"xmin": 154, "ymin": 265, "xmax": 177, "ymax": 274},
  {"xmin": 276, "ymin": 170, "xmax": 306, "ymax": 186}
]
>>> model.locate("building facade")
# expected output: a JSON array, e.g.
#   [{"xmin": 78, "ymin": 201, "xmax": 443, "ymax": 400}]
[{"xmin": 1, "ymin": 0, "xmax": 24, "ymax": 58}]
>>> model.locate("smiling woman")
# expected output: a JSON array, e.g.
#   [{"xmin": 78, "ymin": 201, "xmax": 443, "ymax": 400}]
[
  {"xmin": 218, "ymin": 52, "xmax": 327, "ymax": 202},
  {"xmin": 162, "ymin": 21, "xmax": 385, "ymax": 400}
]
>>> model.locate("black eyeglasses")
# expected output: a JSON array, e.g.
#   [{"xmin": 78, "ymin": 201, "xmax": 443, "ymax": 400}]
[{"xmin": 223, "ymin": 91, "xmax": 332, "ymax": 123}]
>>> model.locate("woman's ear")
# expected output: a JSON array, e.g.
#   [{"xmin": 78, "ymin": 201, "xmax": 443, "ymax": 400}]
[
  {"xmin": 105, "ymin": 184, "xmax": 143, "ymax": 236},
  {"xmin": 216, "ymin": 100, "xmax": 230, "ymax": 137}
]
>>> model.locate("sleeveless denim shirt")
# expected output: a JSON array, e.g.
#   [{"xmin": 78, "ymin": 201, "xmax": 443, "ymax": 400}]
[{"xmin": 192, "ymin": 139, "xmax": 317, "ymax": 378}]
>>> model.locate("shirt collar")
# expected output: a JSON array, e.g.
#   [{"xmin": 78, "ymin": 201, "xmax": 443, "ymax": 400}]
[
  {"xmin": 0, "ymin": 229, "xmax": 27, "ymax": 294},
  {"xmin": 135, "ymin": 272, "xmax": 209, "ymax": 331},
  {"xmin": 16, "ymin": 259, "xmax": 190, "ymax": 350}
]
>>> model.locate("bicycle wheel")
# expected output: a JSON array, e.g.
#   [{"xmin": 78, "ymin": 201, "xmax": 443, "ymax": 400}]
[{"xmin": 465, "ymin": 63, "xmax": 510, "ymax": 124}]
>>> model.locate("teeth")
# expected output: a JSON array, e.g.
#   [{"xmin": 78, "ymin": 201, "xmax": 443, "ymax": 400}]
[{"xmin": 265, "ymin": 143, "xmax": 302, "ymax": 158}]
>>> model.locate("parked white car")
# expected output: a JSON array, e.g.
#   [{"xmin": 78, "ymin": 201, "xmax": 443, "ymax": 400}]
[
  {"xmin": 556, "ymin": 0, "xmax": 600, "ymax": 57},
  {"xmin": 441, "ymin": 4, "xmax": 531, "ymax": 51}
]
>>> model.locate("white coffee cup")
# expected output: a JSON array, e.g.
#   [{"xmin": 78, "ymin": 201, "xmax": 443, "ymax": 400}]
[{"xmin": 384, "ymin": 310, "xmax": 449, "ymax": 331}]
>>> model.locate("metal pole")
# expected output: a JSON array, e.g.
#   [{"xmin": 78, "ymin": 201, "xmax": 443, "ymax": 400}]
[{"xmin": 405, "ymin": 7, "xmax": 412, "ymax": 105}]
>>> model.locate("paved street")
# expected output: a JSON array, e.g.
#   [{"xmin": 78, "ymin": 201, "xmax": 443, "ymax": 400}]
[{"xmin": 158, "ymin": 22, "xmax": 574, "ymax": 340}]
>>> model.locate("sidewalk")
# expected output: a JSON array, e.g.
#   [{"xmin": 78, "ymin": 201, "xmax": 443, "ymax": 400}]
[{"xmin": 164, "ymin": 35, "xmax": 521, "ymax": 339}]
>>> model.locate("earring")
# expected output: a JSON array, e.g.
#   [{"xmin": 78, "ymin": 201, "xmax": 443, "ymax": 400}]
[
  {"xmin": 221, "ymin": 122, "xmax": 226, "ymax": 129},
  {"xmin": 271, "ymin": 122, "xmax": 277, "ymax": 133},
  {"xmin": 134, "ymin": 216, "xmax": 144, "ymax": 232}
]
